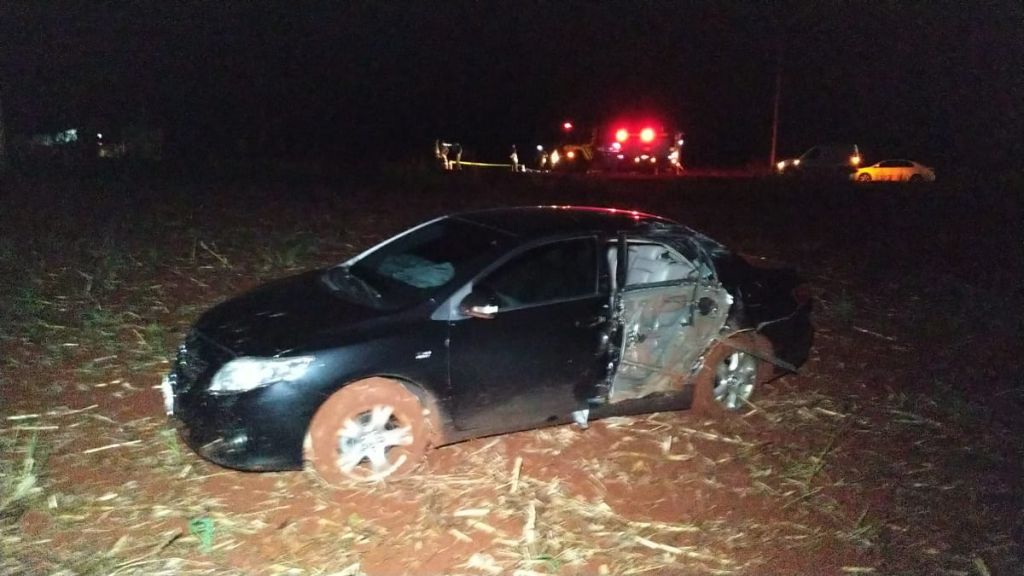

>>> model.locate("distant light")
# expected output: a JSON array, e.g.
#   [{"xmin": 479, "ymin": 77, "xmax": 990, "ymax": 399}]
[
  {"xmin": 650, "ymin": 157, "xmax": 657, "ymax": 163},
  {"xmin": 850, "ymin": 155, "xmax": 862, "ymax": 166},
  {"xmin": 611, "ymin": 142, "xmax": 622, "ymax": 152},
  {"xmin": 677, "ymin": 139, "xmax": 684, "ymax": 146},
  {"xmin": 617, "ymin": 154, "xmax": 625, "ymax": 160},
  {"xmin": 56, "ymin": 128, "xmax": 78, "ymax": 144},
  {"xmin": 97, "ymin": 133, "xmax": 103, "ymax": 139},
  {"xmin": 776, "ymin": 161, "xmax": 786, "ymax": 171},
  {"xmin": 563, "ymin": 121, "xmax": 574, "ymax": 131},
  {"xmin": 640, "ymin": 154, "xmax": 650, "ymax": 160},
  {"xmin": 536, "ymin": 145, "xmax": 543, "ymax": 151},
  {"xmin": 794, "ymin": 159, "xmax": 801, "ymax": 166},
  {"xmin": 615, "ymin": 128, "xmax": 629, "ymax": 143},
  {"xmin": 567, "ymin": 150, "xmax": 577, "ymax": 159},
  {"xmin": 640, "ymin": 128, "xmax": 656, "ymax": 143},
  {"xmin": 634, "ymin": 157, "xmax": 641, "ymax": 163}
]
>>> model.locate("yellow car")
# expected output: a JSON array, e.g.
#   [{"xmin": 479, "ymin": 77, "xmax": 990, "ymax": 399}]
[{"xmin": 852, "ymin": 159, "xmax": 935, "ymax": 183}]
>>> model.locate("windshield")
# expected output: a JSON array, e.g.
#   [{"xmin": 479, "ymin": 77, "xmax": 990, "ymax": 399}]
[{"xmin": 326, "ymin": 217, "xmax": 508, "ymax": 309}]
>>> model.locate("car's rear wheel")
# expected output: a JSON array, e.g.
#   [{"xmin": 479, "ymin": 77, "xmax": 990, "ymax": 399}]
[
  {"xmin": 691, "ymin": 334, "xmax": 772, "ymax": 413},
  {"xmin": 857, "ymin": 173, "xmax": 872, "ymax": 182},
  {"xmin": 305, "ymin": 377, "xmax": 432, "ymax": 484},
  {"xmin": 909, "ymin": 174, "xmax": 924, "ymax": 183}
]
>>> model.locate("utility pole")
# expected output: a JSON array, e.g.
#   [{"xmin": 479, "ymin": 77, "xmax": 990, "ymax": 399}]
[
  {"xmin": 0, "ymin": 90, "xmax": 7, "ymax": 173},
  {"xmin": 769, "ymin": 42, "xmax": 782, "ymax": 170}
]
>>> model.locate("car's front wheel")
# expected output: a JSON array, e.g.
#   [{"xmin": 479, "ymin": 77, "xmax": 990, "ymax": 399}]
[
  {"xmin": 305, "ymin": 378, "xmax": 432, "ymax": 484},
  {"xmin": 857, "ymin": 173, "xmax": 872, "ymax": 182},
  {"xmin": 691, "ymin": 334, "xmax": 772, "ymax": 413}
]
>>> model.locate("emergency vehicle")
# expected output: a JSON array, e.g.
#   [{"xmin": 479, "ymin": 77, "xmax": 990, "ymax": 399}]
[{"xmin": 541, "ymin": 118, "xmax": 683, "ymax": 174}]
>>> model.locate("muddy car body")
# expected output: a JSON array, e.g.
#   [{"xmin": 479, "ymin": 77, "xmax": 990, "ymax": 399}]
[{"xmin": 163, "ymin": 206, "xmax": 812, "ymax": 482}]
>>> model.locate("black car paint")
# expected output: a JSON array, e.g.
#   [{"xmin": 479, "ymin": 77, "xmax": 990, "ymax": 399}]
[
  {"xmin": 168, "ymin": 207, "xmax": 812, "ymax": 472},
  {"xmin": 449, "ymin": 291, "xmax": 610, "ymax": 431},
  {"xmin": 175, "ymin": 287, "xmax": 454, "ymax": 470}
]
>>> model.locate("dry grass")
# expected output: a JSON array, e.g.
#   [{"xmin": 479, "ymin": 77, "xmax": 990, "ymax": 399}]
[
  {"xmin": 0, "ymin": 172, "xmax": 1020, "ymax": 574},
  {"xmin": 4, "ymin": 387, "xmax": 874, "ymax": 574}
]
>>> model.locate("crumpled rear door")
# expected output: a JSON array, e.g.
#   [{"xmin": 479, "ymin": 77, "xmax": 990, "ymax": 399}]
[{"xmin": 607, "ymin": 240, "xmax": 732, "ymax": 403}]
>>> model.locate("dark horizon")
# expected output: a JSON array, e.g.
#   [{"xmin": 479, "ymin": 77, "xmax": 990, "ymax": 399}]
[{"xmin": 2, "ymin": 1, "xmax": 1022, "ymax": 169}]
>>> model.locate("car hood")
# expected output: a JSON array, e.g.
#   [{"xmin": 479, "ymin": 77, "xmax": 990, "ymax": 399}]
[{"xmin": 193, "ymin": 270, "xmax": 390, "ymax": 357}]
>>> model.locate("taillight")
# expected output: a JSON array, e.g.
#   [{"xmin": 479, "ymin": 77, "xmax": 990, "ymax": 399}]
[
  {"xmin": 615, "ymin": 128, "xmax": 629, "ymax": 142},
  {"xmin": 640, "ymin": 127, "xmax": 655, "ymax": 143}
]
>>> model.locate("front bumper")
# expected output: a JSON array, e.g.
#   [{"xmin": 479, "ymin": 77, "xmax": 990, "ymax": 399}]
[{"xmin": 165, "ymin": 376, "xmax": 312, "ymax": 471}]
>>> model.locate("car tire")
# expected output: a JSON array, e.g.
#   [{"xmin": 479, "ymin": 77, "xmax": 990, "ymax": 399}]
[
  {"xmin": 690, "ymin": 333, "xmax": 773, "ymax": 414},
  {"xmin": 305, "ymin": 377, "xmax": 433, "ymax": 484},
  {"xmin": 909, "ymin": 174, "xmax": 924, "ymax": 183},
  {"xmin": 857, "ymin": 173, "xmax": 871, "ymax": 182}
]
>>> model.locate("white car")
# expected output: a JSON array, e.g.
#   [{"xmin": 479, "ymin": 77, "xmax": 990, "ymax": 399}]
[{"xmin": 853, "ymin": 159, "xmax": 935, "ymax": 183}]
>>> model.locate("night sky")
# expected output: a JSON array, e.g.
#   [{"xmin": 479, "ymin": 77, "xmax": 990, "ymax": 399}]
[{"xmin": 2, "ymin": 1, "xmax": 1022, "ymax": 168}]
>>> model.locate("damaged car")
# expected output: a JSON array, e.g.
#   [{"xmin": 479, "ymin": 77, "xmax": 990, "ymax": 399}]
[{"xmin": 162, "ymin": 206, "xmax": 813, "ymax": 483}]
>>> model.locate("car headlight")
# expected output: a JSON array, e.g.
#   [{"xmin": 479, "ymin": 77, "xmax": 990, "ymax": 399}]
[
  {"xmin": 209, "ymin": 356, "xmax": 315, "ymax": 394},
  {"xmin": 776, "ymin": 161, "xmax": 786, "ymax": 171}
]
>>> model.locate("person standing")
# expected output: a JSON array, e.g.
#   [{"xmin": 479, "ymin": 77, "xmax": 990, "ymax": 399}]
[
  {"xmin": 510, "ymin": 145, "xmax": 519, "ymax": 172},
  {"xmin": 453, "ymin": 142, "xmax": 463, "ymax": 170},
  {"xmin": 435, "ymin": 139, "xmax": 451, "ymax": 170}
]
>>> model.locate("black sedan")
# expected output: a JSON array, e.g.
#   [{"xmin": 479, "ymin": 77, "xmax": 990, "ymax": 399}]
[{"xmin": 162, "ymin": 206, "xmax": 813, "ymax": 483}]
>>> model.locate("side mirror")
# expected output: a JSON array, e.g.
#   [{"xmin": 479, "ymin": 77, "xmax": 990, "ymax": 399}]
[{"xmin": 459, "ymin": 287, "xmax": 500, "ymax": 319}]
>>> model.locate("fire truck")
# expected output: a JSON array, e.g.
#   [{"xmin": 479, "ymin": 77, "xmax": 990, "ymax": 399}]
[
  {"xmin": 596, "ymin": 118, "xmax": 683, "ymax": 174},
  {"xmin": 540, "ymin": 118, "xmax": 683, "ymax": 174}
]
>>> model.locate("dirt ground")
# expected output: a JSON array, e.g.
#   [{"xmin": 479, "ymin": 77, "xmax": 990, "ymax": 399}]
[{"xmin": 1, "ymin": 167, "xmax": 1021, "ymax": 575}]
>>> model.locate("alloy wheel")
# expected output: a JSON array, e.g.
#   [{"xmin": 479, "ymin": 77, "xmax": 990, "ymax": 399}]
[
  {"xmin": 712, "ymin": 350, "xmax": 758, "ymax": 410},
  {"xmin": 337, "ymin": 404, "xmax": 414, "ymax": 479}
]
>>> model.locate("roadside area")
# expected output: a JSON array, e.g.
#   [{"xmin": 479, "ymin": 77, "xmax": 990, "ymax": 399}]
[{"xmin": 2, "ymin": 170, "xmax": 1021, "ymax": 575}]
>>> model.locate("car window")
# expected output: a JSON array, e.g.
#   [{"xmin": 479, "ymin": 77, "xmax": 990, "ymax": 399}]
[
  {"xmin": 608, "ymin": 242, "xmax": 699, "ymax": 288},
  {"xmin": 803, "ymin": 147, "xmax": 821, "ymax": 160},
  {"xmin": 878, "ymin": 160, "xmax": 896, "ymax": 168},
  {"xmin": 479, "ymin": 238, "xmax": 597, "ymax": 309},
  {"xmin": 334, "ymin": 218, "xmax": 507, "ymax": 309},
  {"xmin": 894, "ymin": 160, "xmax": 913, "ymax": 167}
]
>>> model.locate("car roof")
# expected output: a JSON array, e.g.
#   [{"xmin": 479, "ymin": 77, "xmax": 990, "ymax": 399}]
[{"xmin": 452, "ymin": 206, "xmax": 677, "ymax": 238}]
